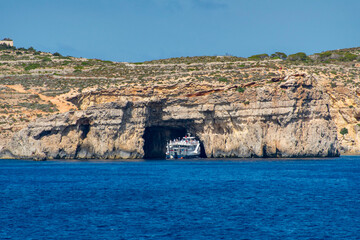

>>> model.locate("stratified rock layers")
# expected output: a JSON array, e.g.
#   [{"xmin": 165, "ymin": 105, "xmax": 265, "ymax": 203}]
[{"xmin": 0, "ymin": 74, "xmax": 339, "ymax": 159}]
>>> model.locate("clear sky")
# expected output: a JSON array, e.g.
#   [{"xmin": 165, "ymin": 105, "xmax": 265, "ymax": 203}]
[{"xmin": 1, "ymin": 0, "xmax": 359, "ymax": 62}]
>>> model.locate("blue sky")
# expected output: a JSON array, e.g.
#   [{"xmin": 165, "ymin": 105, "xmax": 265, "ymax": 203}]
[{"xmin": 1, "ymin": 0, "xmax": 359, "ymax": 62}]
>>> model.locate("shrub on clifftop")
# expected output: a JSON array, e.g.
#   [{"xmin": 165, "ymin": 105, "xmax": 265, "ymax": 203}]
[
  {"xmin": 248, "ymin": 54, "xmax": 269, "ymax": 60},
  {"xmin": 0, "ymin": 43, "xmax": 15, "ymax": 51},
  {"xmin": 53, "ymin": 52, "xmax": 62, "ymax": 57},
  {"xmin": 288, "ymin": 52, "xmax": 308, "ymax": 61},
  {"xmin": 340, "ymin": 53, "xmax": 357, "ymax": 62},
  {"xmin": 270, "ymin": 52, "xmax": 287, "ymax": 60}
]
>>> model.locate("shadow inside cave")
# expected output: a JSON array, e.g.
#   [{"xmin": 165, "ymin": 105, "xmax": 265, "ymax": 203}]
[{"xmin": 143, "ymin": 126, "xmax": 187, "ymax": 159}]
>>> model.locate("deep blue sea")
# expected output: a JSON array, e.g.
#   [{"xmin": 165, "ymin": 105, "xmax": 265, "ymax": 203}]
[{"xmin": 1, "ymin": 157, "xmax": 360, "ymax": 240}]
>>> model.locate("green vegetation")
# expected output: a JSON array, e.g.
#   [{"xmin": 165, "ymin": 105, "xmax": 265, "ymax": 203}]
[
  {"xmin": 340, "ymin": 128, "xmax": 348, "ymax": 135},
  {"xmin": 74, "ymin": 66, "xmax": 84, "ymax": 70},
  {"xmin": 81, "ymin": 61, "xmax": 92, "ymax": 66},
  {"xmin": 18, "ymin": 102, "xmax": 58, "ymax": 112},
  {"xmin": 270, "ymin": 52, "xmax": 287, "ymax": 60},
  {"xmin": 53, "ymin": 52, "xmax": 62, "ymax": 57},
  {"xmin": 0, "ymin": 104, "xmax": 11, "ymax": 109},
  {"xmin": 24, "ymin": 63, "xmax": 41, "ymax": 71},
  {"xmin": 101, "ymin": 60, "xmax": 114, "ymax": 64},
  {"xmin": 0, "ymin": 54, "xmax": 15, "ymax": 60},
  {"xmin": 318, "ymin": 51, "xmax": 332, "ymax": 59},
  {"xmin": 248, "ymin": 54, "xmax": 269, "ymax": 60},
  {"xmin": 218, "ymin": 77, "xmax": 229, "ymax": 83},
  {"xmin": 313, "ymin": 50, "xmax": 359, "ymax": 63},
  {"xmin": 236, "ymin": 87, "xmax": 245, "ymax": 93},
  {"xmin": 42, "ymin": 56, "xmax": 52, "ymax": 62},
  {"xmin": 0, "ymin": 43, "xmax": 16, "ymax": 51},
  {"xmin": 287, "ymin": 52, "xmax": 308, "ymax": 61},
  {"xmin": 341, "ymin": 53, "xmax": 357, "ymax": 61},
  {"xmin": 144, "ymin": 55, "xmax": 246, "ymax": 64}
]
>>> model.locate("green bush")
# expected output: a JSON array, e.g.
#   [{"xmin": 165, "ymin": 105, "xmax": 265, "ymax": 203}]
[
  {"xmin": 53, "ymin": 52, "xmax": 62, "ymax": 57},
  {"xmin": 288, "ymin": 52, "xmax": 308, "ymax": 61},
  {"xmin": 42, "ymin": 56, "xmax": 52, "ymax": 62},
  {"xmin": 248, "ymin": 54, "xmax": 269, "ymax": 60},
  {"xmin": 340, "ymin": 53, "xmax": 357, "ymax": 62},
  {"xmin": 101, "ymin": 60, "xmax": 113, "ymax": 64},
  {"xmin": 270, "ymin": 52, "xmax": 287, "ymax": 60},
  {"xmin": 314, "ymin": 51, "xmax": 358, "ymax": 62},
  {"xmin": 218, "ymin": 77, "xmax": 229, "ymax": 83},
  {"xmin": 315, "ymin": 51, "xmax": 334, "ymax": 61},
  {"xmin": 340, "ymin": 128, "xmax": 348, "ymax": 135},
  {"xmin": 74, "ymin": 66, "xmax": 84, "ymax": 70},
  {"xmin": 319, "ymin": 51, "xmax": 332, "ymax": 58},
  {"xmin": 24, "ymin": 63, "xmax": 41, "ymax": 71},
  {"xmin": 236, "ymin": 87, "xmax": 245, "ymax": 93},
  {"xmin": 81, "ymin": 61, "xmax": 91, "ymax": 66},
  {"xmin": 0, "ymin": 43, "xmax": 16, "ymax": 51}
]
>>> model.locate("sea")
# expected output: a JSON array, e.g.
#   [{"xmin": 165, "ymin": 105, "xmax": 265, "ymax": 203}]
[{"xmin": 1, "ymin": 156, "xmax": 360, "ymax": 240}]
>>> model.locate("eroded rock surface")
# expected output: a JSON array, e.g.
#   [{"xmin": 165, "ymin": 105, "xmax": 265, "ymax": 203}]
[{"xmin": 0, "ymin": 74, "xmax": 339, "ymax": 159}]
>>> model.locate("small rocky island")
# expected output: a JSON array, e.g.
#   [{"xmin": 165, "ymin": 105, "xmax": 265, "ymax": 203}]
[{"xmin": 0, "ymin": 44, "xmax": 360, "ymax": 159}]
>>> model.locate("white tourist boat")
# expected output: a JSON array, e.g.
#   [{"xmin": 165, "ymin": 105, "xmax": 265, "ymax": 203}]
[{"xmin": 166, "ymin": 134, "xmax": 201, "ymax": 159}]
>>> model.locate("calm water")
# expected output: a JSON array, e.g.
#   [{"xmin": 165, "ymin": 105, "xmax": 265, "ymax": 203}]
[{"xmin": 1, "ymin": 157, "xmax": 360, "ymax": 239}]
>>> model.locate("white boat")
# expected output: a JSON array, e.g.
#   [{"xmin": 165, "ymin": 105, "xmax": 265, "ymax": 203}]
[{"xmin": 166, "ymin": 134, "xmax": 201, "ymax": 159}]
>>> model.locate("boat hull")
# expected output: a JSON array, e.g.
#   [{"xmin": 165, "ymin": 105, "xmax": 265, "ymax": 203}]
[
  {"xmin": 166, "ymin": 134, "xmax": 201, "ymax": 160},
  {"xmin": 166, "ymin": 154, "xmax": 200, "ymax": 160}
]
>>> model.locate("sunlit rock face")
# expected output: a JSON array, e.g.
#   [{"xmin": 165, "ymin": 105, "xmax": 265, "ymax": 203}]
[{"xmin": 0, "ymin": 74, "xmax": 339, "ymax": 160}]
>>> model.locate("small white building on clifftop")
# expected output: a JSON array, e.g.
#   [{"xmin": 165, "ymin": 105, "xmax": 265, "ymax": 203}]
[{"xmin": 0, "ymin": 38, "xmax": 13, "ymax": 46}]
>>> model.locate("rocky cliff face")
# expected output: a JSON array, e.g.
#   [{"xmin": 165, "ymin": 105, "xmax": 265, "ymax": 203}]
[
  {"xmin": 0, "ymin": 74, "xmax": 339, "ymax": 160},
  {"xmin": 326, "ymin": 87, "xmax": 360, "ymax": 155}
]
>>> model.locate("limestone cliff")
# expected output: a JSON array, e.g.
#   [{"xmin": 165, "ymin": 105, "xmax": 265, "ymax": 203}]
[{"xmin": 0, "ymin": 74, "xmax": 339, "ymax": 159}]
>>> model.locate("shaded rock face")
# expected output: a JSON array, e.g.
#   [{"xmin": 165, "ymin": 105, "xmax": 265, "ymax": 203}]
[{"xmin": 1, "ymin": 74, "xmax": 339, "ymax": 159}]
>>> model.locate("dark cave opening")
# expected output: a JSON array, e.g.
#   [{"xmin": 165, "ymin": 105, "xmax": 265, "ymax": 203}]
[
  {"xmin": 143, "ymin": 126, "xmax": 208, "ymax": 159},
  {"xmin": 76, "ymin": 118, "xmax": 91, "ymax": 139},
  {"xmin": 199, "ymin": 141, "xmax": 207, "ymax": 158},
  {"xmin": 79, "ymin": 124, "xmax": 90, "ymax": 139},
  {"xmin": 143, "ymin": 126, "xmax": 187, "ymax": 159}
]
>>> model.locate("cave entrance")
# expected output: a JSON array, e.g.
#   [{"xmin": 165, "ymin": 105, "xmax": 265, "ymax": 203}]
[
  {"xmin": 143, "ymin": 126, "xmax": 187, "ymax": 159},
  {"xmin": 143, "ymin": 126, "xmax": 207, "ymax": 159}
]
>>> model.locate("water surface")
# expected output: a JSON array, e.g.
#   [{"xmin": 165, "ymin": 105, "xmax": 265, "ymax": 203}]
[{"xmin": 1, "ymin": 157, "xmax": 360, "ymax": 239}]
